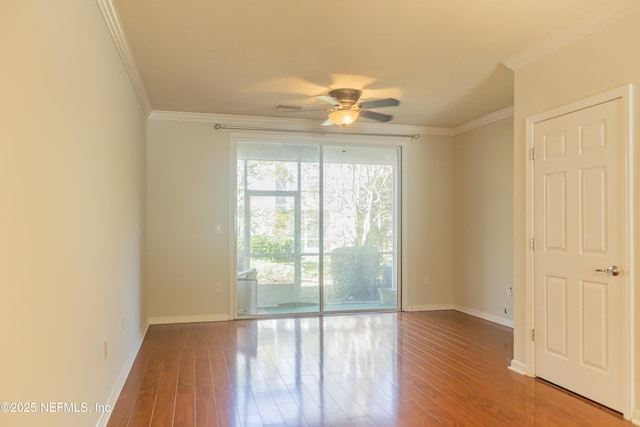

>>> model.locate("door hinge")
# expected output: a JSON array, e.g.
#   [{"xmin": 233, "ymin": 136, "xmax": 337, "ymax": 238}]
[
  {"xmin": 529, "ymin": 239, "xmax": 535, "ymax": 251},
  {"xmin": 531, "ymin": 329, "xmax": 536, "ymax": 342},
  {"xmin": 529, "ymin": 148, "xmax": 536, "ymax": 160}
]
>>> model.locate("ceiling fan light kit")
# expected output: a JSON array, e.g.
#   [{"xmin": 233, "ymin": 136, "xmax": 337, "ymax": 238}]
[{"xmin": 328, "ymin": 109, "xmax": 360, "ymax": 126}]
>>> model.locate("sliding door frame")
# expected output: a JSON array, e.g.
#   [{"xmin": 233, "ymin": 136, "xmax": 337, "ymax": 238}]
[{"xmin": 228, "ymin": 130, "xmax": 408, "ymax": 319}]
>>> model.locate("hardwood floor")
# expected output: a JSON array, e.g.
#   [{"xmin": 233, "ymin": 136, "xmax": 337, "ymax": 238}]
[{"xmin": 107, "ymin": 311, "xmax": 631, "ymax": 426}]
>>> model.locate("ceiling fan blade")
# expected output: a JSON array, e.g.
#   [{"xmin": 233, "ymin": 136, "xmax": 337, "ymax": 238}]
[
  {"xmin": 358, "ymin": 98, "xmax": 400, "ymax": 109},
  {"xmin": 360, "ymin": 110, "xmax": 393, "ymax": 122},
  {"xmin": 316, "ymin": 95, "xmax": 339, "ymax": 105},
  {"xmin": 321, "ymin": 118, "xmax": 334, "ymax": 126},
  {"xmin": 275, "ymin": 104, "xmax": 303, "ymax": 111}
]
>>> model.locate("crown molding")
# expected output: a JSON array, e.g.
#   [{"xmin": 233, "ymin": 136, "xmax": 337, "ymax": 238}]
[
  {"xmin": 97, "ymin": 0, "xmax": 152, "ymax": 116},
  {"xmin": 149, "ymin": 108, "xmax": 515, "ymax": 137},
  {"xmin": 149, "ymin": 110, "xmax": 454, "ymax": 137},
  {"xmin": 452, "ymin": 106, "xmax": 514, "ymax": 135},
  {"xmin": 502, "ymin": 0, "xmax": 640, "ymax": 70}
]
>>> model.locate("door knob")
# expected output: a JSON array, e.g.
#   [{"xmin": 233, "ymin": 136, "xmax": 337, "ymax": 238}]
[{"xmin": 594, "ymin": 265, "xmax": 621, "ymax": 276}]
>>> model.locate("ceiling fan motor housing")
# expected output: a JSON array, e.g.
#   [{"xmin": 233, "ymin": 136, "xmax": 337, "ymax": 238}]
[{"xmin": 329, "ymin": 88, "xmax": 362, "ymax": 108}]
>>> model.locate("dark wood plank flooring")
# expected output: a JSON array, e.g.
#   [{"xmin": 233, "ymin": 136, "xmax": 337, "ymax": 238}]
[{"xmin": 107, "ymin": 311, "xmax": 632, "ymax": 426}]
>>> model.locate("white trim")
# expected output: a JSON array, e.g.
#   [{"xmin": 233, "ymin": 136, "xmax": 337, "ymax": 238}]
[
  {"xmin": 454, "ymin": 305, "xmax": 514, "ymax": 328},
  {"xmin": 148, "ymin": 314, "xmax": 230, "ymax": 325},
  {"xmin": 525, "ymin": 85, "xmax": 634, "ymax": 419},
  {"xmin": 96, "ymin": 322, "xmax": 149, "ymax": 427},
  {"xmin": 96, "ymin": 0, "xmax": 152, "ymax": 116},
  {"xmin": 404, "ymin": 304, "xmax": 517, "ymax": 330},
  {"xmin": 628, "ymin": 85, "xmax": 637, "ymax": 423},
  {"xmin": 149, "ymin": 110, "xmax": 451, "ymax": 136},
  {"xmin": 151, "ymin": 110, "xmax": 310, "ymax": 126},
  {"xmin": 228, "ymin": 137, "xmax": 238, "ymax": 319},
  {"xmin": 508, "ymin": 359, "xmax": 528, "ymax": 376},
  {"xmin": 149, "ymin": 107, "xmax": 517, "ymax": 138},
  {"xmin": 503, "ymin": 0, "xmax": 640, "ymax": 70},
  {"xmin": 405, "ymin": 304, "xmax": 455, "ymax": 312},
  {"xmin": 452, "ymin": 106, "xmax": 514, "ymax": 135},
  {"xmin": 633, "ymin": 409, "xmax": 640, "ymax": 426}
]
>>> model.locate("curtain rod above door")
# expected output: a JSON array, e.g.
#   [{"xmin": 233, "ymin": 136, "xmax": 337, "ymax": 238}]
[{"xmin": 214, "ymin": 123, "xmax": 420, "ymax": 140}]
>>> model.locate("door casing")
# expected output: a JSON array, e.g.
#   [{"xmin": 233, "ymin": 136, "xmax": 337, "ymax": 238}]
[{"xmin": 524, "ymin": 85, "xmax": 634, "ymax": 419}]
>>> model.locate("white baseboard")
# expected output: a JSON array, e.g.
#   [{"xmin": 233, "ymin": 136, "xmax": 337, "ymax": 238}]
[
  {"xmin": 508, "ymin": 359, "xmax": 527, "ymax": 376},
  {"xmin": 96, "ymin": 322, "xmax": 149, "ymax": 427},
  {"xmin": 632, "ymin": 408, "xmax": 640, "ymax": 425},
  {"xmin": 405, "ymin": 304, "xmax": 455, "ymax": 312},
  {"xmin": 148, "ymin": 314, "xmax": 230, "ymax": 324},
  {"xmin": 453, "ymin": 305, "xmax": 514, "ymax": 328}
]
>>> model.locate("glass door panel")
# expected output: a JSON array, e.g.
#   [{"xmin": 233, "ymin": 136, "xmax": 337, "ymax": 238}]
[
  {"xmin": 322, "ymin": 146, "xmax": 399, "ymax": 312},
  {"xmin": 237, "ymin": 143, "xmax": 320, "ymax": 316}
]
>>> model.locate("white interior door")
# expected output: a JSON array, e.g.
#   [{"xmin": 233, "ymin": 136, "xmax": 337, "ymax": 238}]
[{"xmin": 533, "ymin": 98, "xmax": 627, "ymax": 413}]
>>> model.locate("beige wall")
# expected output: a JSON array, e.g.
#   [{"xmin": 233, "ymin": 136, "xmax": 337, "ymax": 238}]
[
  {"xmin": 405, "ymin": 133, "xmax": 456, "ymax": 309},
  {"xmin": 146, "ymin": 118, "xmax": 457, "ymax": 320},
  {"xmin": 146, "ymin": 120, "xmax": 230, "ymax": 320},
  {"xmin": 512, "ymin": 10, "xmax": 640, "ymax": 418},
  {"xmin": 0, "ymin": 1, "xmax": 147, "ymax": 426},
  {"xmin": 454, "ymin": 118, "xmax": 514, "ymax": 323}
]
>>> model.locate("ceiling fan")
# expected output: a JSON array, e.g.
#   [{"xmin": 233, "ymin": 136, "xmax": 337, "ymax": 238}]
[{"xmin": 276, "ymin": 88, "xmax": 400, "ymax": 126}]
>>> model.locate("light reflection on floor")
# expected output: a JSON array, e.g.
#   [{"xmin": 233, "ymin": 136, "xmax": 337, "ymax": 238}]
[{"xmin": 235, "ymin": 314, "xmax": 399, "ymax": 426}]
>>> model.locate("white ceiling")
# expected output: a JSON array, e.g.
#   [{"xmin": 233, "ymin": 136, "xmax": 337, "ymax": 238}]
[{"xmin": 113, "ymin": 0, "xmax": 625, "ymax": 128}]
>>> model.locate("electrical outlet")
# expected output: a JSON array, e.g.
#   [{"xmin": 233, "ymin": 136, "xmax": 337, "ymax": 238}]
[
  {"xmin": 215, "ymin": 283, "xmax": 222, "ymax": 293},
  {"xmin": 506, "ymin": 286, "xmax": 513, "ymax": 296},
  {"xmin": 215, "ymin": 224, "xmax": 222, "ymax": 234},
  {"xmin": 423, "ymin": 275, "xmax": 429, "ymax": 286}
]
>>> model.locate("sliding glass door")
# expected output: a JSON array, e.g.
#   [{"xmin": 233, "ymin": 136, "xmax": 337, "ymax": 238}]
[{"xmin": 236, "ymin": 140, "xmax": 399, "ymax": 316}]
